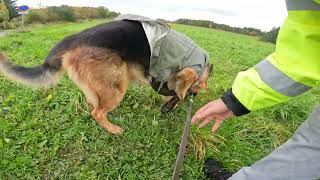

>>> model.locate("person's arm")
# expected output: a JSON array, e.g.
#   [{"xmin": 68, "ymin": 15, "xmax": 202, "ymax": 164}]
[
  {"xmin": 225, "ymin": 0, "xmax": 320, "ymax": 115},
  {"xmin": 192, "ymin": 0, "xmax": 320, "ymax": 131}
]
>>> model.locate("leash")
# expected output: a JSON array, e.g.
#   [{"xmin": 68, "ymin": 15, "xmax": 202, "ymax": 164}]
[{"xmin": 172, "ymin": 95, "xmax": 194, "ymax": 180}]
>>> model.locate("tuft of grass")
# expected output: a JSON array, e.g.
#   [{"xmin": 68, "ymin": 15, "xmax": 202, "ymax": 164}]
[{"xmin": 0, "ymin": 20, "xmax": 319, "ymax": 179}]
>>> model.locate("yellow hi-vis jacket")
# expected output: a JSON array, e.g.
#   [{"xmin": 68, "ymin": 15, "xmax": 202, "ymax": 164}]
[{"xmin": 230, "ymin": 0, "xmax": 320, "ymax": 112}]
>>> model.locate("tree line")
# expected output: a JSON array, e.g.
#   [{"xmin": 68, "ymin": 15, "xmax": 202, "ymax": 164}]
[{"xmin": 173, "ymin": 19, "xmax": 279, "ymax": 43}]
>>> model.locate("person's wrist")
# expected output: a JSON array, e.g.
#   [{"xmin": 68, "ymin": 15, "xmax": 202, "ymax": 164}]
[
  {"xmin": 216, "ymin": 98, "xmax": 230, "ymax": 111},
  {"xmin": 221, "ymin": 89, "xmax": 250, "ymax": 116}
]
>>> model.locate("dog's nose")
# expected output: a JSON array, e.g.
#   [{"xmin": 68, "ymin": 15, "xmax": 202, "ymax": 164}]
[
  {"xmin": 189, "ymin": 88, "xmax": 198, "ymax": 96},
  {"xmin": 191, "ymin": 86, "xmax": 199, "ymax": 92}
]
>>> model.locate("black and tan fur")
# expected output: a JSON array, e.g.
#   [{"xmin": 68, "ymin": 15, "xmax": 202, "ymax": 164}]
[{"xmin": 0, "ymin": 20, "xmax": 212, "ymax": 134}]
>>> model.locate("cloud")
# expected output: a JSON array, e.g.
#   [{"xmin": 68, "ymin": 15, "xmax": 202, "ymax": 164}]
[{"xmin": 192, "ymin": 7, "xmax": 238, "ymax": 16}]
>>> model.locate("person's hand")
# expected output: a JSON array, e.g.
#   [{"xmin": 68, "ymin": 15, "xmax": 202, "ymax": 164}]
[{"xmin": 191, "ymin": 99, "xmax": 234, "ymax": 133}]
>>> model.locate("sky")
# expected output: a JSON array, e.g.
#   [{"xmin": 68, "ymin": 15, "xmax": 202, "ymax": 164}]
[{"xmin": 16, "ymin": 0, "xmax": 288, "ymax": 31}]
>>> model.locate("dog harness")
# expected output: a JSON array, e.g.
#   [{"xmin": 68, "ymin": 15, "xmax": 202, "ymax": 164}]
[{"xmin": 114, "ymin": 14, "xmax": 209, "ymax": 96}]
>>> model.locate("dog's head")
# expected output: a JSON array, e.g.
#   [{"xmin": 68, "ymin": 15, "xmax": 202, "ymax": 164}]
[
  {"xmin": 173, "ymin": 64, "xmax": 213, "ymax": 100},
  {"xmin": 190, "ymin": 63, "xmax": 213, "ymax": 93}
]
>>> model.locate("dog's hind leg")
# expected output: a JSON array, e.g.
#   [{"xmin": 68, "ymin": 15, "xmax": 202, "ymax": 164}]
[
  {"xmin": 71, "ymin": 78, "xmax": 125, "ymax": 135},
  {"xmin": 90, "ymin": 78, "xmax": 127, "ymax": 134},
  {"xmin": 63, "ymin": 48, "xmax": 128, "ymax": 134}
]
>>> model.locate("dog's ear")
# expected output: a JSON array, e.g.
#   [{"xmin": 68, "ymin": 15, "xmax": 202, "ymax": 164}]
[
  {"xmin": 207, "ymin": 64, "xmax": 213, "ymax": 77},
  {"xmin": 175, "ymin": 68, "xmax": 198, "ymax": 100}
]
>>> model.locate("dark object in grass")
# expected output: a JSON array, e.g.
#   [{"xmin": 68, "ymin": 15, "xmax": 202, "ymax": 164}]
[
  {"xmin": 161, "ymin": 96, "xmax": 181, "ymax": 114},
  {"xmin": 204, "ymin": 158, "xmax": 234, "ymax": 180},
  {"xmin": 161, "ymin": 92, "xmax": 197, "ymax": 114}
]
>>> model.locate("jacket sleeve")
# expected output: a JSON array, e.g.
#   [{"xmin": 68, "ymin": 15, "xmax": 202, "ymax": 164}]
[{"xmin": 223, "ymin": 0, "xmax": 320, "ymax": 116}]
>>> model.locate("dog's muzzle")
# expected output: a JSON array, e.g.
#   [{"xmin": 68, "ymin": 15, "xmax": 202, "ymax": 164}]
[{"xmin": 150, "ymin": 77, "xmax": 177, "ymax": 96}]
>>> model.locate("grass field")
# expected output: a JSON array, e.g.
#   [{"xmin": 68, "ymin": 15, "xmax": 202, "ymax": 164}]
[{"xmin": 1, "ymin": 19, "xmax": 319, "ymax": 179}]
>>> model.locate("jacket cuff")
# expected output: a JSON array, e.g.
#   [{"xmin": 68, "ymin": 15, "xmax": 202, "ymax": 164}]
[{"xmin": 221, "ymin": 89, "xmax": 250, "ymax": 116}]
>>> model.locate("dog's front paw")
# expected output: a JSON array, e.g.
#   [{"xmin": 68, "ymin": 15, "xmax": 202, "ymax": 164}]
[{"xmin": 107, "ymin": 125, "xmax": 124, "ymax": 135}]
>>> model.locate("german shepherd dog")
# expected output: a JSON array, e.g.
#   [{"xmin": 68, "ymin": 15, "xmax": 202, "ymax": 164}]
[{"xmin": 0, "ymin": 20, "xmax": 212, "ymax": 135}]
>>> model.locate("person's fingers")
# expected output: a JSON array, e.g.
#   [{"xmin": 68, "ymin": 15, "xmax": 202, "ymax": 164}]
[
  {"xmin": 191, "ymin": 113, "xmax": 206, "ymax": 125},
  {"xmin": 211, "ymin": 119, "xmax": 223, "ymax": 133},
  {"xmin": 192, "ymin": 99, "xmax": 230, "ymax": 124},
  {"xmin": 197, "ymin": 114, "xmax": 215, "ymax": 128},
  {"xmin": 191, "ymin": 102, "xmax": 214, "ymax": 124}
]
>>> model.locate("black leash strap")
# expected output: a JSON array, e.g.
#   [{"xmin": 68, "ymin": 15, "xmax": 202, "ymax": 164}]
[{"xmin": 172, "ymin": 95, "xmax": 194, "ymax": 180}]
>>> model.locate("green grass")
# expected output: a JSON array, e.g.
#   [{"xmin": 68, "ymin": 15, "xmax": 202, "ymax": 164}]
[{"xmin": 1, "ymin": 20, "xmax": 320, "ymax": 179}]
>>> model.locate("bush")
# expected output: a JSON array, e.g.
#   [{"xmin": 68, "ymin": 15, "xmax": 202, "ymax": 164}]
[
  {"xmin": 24, "ymin": 5, "xmax": 120, "ymax": 24},
  {"xmin": 74, "ymin": 7, "xmax": 102, "ymax": 19},
  {"xmin": 46, "ymin": 6, "xmax": 77, "ymax": 22},
  {"xmin": 107, "ymin": 11, "xmax": 120, "ymax": 18},
  {"xmin": 95, "ymin": 6, "xmax": 109, "ymax": 18},
  {"xmin": 261, "ymin": 27, "xmax": 280, "ymax": 44},
  {"xmin": 54, "ymin": 5, "xmax": 76, "ymax": 22},
  {"xmin": 25, "ymin": 10, "xmax": 48, "ymax": 23}
]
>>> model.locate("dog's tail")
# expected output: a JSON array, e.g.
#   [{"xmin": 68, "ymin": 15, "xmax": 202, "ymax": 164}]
[{"xmin": 0, "ymin": 53, "xmax": 64, "ymax": 88}]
